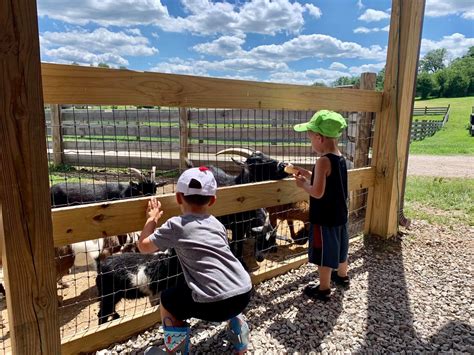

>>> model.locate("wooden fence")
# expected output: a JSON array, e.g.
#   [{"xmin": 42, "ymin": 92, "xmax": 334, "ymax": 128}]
[
  {"xmin": 410, "ymin": 105, "xmax": 450, "ymax": 141},
  {"xmin": 1, "ymin": 0, "xmax": 425, "ymax": 353}
]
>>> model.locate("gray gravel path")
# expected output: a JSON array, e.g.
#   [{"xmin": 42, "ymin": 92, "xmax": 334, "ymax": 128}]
[
  {"xmin": 98, "ymin": 218, "xmax": 473, "ymax": 354},
  {"xmin": 408, "ymin": 155, "xmax": 474, "ymax": 178}
]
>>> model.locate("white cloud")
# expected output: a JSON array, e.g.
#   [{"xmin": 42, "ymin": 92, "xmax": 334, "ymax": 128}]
[
  {"xmin": 268, "ymin": 68, "xmax": 349, "ymax": 85},
  {"xmin": 421, "ymin": 33, "xmax": 474, "ymax": 60},
  {"xmin": 305, "ymin": 4, "xmax": 322, "ymax": 19},
  {"xmin": 38, "ymin": 0, "xmax": 307, "ymax": 36},
  {"xmin": 425, "ymin": 0, "xmax": 474, "ymax": 19},
  {"xmin": 193, "ymin": 34, "xmax": 246, "ymax": 57},
  {"xmin": 249, "ymin": 34, "xmax": 386, "ymax": 62},
  {"xmin": 37, "ymin": 0, "xmax": 171, "ymax": 27},
  {"xmin": 358, "ymin": 9, "xmax": 390, "ymax": 22},
  {"xmin": 329, "ymin": 62, "xmax": 348, "ymax": 70},
  {"xmin": 357, "ymin": 0, "xmax": 364, "ymax": 10},
  {"xmin": 354, "ymin": 25, "xmax": 389, "ymax": 34},
  {"xmin": 348, "ymin": 62, "xmax": 385, "ymax": 75},
  {"xmin": 40, "ymin": 28, "xmax": 157, "ymax": 67}
]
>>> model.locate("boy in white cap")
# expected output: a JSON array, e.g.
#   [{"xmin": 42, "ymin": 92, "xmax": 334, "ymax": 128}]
[
  {"xmin": 138, "ymin": 167, "xmax": 252, "ymax": 354},
  {"xmin": 291, "ymin": 110, "xmax": 350, "ymax": 301}
]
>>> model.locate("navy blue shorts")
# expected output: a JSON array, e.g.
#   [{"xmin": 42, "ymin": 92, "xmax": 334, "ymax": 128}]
[
  {"xmin": 161, "ymin": 282, "xmax": 252, "ymax": 322},
  {"xmin": 308, "ymin": 223, "xmax": 349, "ymax": 269}
]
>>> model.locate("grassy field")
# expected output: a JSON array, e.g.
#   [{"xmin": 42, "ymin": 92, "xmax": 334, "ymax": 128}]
[
  {"xmin": 410, "ymin": 96, "xmax": 474, "ymax": 155},
  {"xmin": 404, "ymin": 176, "xmax": 473, "ymax": 226}
]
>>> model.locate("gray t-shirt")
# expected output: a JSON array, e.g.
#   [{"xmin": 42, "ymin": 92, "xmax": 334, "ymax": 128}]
[{"xmin": 149, "ymin": 213, "xmax": 252, "ymax": 303}]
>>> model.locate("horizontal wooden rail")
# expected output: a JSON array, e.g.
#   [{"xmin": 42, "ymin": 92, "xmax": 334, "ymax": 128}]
[
  {"xmin": 42, "ymin": 63, "xmax": 382, "ymax": 113},
  {"xmin": 52, "ymin": 167, "xmax": 375, "ymax": 247}
]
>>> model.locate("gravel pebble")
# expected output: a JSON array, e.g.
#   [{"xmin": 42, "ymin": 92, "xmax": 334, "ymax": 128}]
[{"xmin": 99, "ymin": 219, "xmax": 473, "ymax": 354}]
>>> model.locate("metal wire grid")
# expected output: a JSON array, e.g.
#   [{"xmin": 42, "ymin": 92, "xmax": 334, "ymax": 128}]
[{"xmin": 0, "ymin": 106, "xmax": 374, "ymax": 344}]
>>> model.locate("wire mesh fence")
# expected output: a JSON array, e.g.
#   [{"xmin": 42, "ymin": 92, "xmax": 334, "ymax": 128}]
[{"xmin": 0, "ymin": 104, "xmax": 375, "ymax": 350}]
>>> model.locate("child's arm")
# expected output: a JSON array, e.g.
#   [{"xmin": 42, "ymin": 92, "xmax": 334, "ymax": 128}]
[
  {"xmin": 291, "ymin": 165, "xmax": 312, "ymax": 179},
  {"xmin": 137, "ymin": 198, "xmax": 164, "ymax": 253},
  {"xmin": 294, "ymin": 156, "xmax": 331, "ymax": 199}
]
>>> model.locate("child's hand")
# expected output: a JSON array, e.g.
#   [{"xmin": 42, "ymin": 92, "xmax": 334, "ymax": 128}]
[
  {"xmin": 292, "ymin": 166, "xmax": 311, "ymax": 178},
  {"xmin": 294, "ymin": 174, "xmax": 307, "ymax": 188},
  {"xmin": 147, "ymin": 197, "xmax": 163, "ymax": 223}
]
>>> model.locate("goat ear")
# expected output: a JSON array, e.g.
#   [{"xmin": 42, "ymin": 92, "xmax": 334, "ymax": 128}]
[{"xmin": 231, "ymin": 157, "xmax": 246, "ymax": 167}]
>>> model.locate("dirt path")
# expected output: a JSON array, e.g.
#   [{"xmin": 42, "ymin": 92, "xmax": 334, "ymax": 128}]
[{"xmin": 408, "ymin": 155, "xmax": 474, "ymax": 178}]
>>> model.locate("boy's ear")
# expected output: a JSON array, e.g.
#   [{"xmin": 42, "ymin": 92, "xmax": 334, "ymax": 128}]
[
  {"xmin": 208, "ymin": 195, "xmax": 216, "ymax": 207},
  {"xmin": 176, "ymin": 192, "xmax": 183, "ymax": 205}
]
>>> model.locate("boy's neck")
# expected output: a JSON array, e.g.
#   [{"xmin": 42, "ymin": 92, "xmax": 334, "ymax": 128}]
[
  {"xmin": 320, "ymin": 139, "xmax": 341, "ymax": 155},
  {"xmin": 181, "ymin": 204, "xmax": 210, "ymax": 215}
]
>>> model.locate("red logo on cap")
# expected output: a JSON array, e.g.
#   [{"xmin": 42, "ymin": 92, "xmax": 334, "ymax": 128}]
[{"xmin": 199, "ymin": 166, "xmax": 209, "ymax": 171}]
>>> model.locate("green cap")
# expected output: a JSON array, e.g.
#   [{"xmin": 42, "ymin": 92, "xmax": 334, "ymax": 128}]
[{"xmin": 293, "ymin": 110, "xmax": 347, "ymax": 138}]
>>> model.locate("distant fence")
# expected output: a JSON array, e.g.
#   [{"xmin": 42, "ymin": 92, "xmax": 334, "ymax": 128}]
[{"xmin": 410, "ymin": 104, "xmax": 450, "ymax": 141}]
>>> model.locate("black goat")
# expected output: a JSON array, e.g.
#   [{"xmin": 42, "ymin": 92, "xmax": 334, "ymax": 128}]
[
  {"xmin": 50, "ymin": 167, "xmax": 164, "ymax": 207},
  {"xmin": 96, "ymin": 250, "xmax": 183, "ymax": 324},
  {"xmin": 187, "ymin": 148, "xmax": 290, "ymax": 267}
]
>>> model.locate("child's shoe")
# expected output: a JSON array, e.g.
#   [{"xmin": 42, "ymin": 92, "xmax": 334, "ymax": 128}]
[
  {"xmin": 331, "ymin": 271, "xmax": 350, "ymax": 288},
  {"xmin": 145, "ymin": 320, "xmax": 190, "ymax": 355},
  {"xmin": 303, "ymin": 284, "xmax": 331, "ymax": 301},
  {"xmin": 227, "ymin": 314, "xmax": 250, "ymax": 354}
]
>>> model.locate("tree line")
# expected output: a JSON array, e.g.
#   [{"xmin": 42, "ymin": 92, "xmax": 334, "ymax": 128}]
[{"xmin": 317, "ymin": 46, "xmax": 474, "ymax": 99}]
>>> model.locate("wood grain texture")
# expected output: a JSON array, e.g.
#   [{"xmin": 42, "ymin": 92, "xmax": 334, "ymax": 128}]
[
  {"xmin": 366, "ymin": 0, "xmax": 425, "ymax": 237},
  {"xmin": 41, "ymin": 63, "xmax": 383, "ymax": 113},
  {"xmin": 52, "ymin": 167, "xmax": 375, "ymax": 247},
  {"xmin": 0, "ymin": 0, "xmax": 60, "ymax": 353}
]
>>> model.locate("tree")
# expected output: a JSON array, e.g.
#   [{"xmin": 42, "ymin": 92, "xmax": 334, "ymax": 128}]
[
  {"xmin": 433, "ymin": 69, "xmax": 449, "ymax": 97},
  {"xmin": 416, "ymin": 72, "xmax": 434, "ymax": 99},
  {"xmin": 419, "ymin": 48, "xmax": 447, "ymax": 73},
  {"xmin": 332, "ymin": 76, "xmax": 359, "ymax": 87},
  {"xmin": 97, "ymin": 62, "xmax": 110, "ymax": 68},
  {"xmin": 465, "ymin": 46, "xmax": 474, "ymax": 58},
  {"xmin": 376, "ymin": 67, "xmax": 385, "ymax": 91},
  {"xmin": 444, "ymin": 71, "xmax": 469, "ymax": 97},
  {"xmin": 311, "ymin": 82, "xmax": 327, "ymax": 87}
]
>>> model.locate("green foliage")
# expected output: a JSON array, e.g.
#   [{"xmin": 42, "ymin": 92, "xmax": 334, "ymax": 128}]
[
  {"xmin": 444, "ymin": 71, "xmax": 470, "ymax": 97},
  {"xmin": 416, "ymin": 72, "xmax": 434, "ymax": 99},
  {"xmin": 311, "ymin": 82, "xmax": 327, "ymax": 87},
  {"xmin": 419, "ymin": 48, "xmax": 447, "ymax": 73},
  {"xmin": 332, "ymin": 76, "xmax": 359, "ymax": 87},
  {"xmin": 97, "ymin": 63, "xmax": 110, "ymax": 68},
  {"xmin": 376, "ymin": 67, "xmax": 385, "ymax": 91},
  {"xmin": 410, "ymin": 96, "xmax": 474, "ymax": 155}
]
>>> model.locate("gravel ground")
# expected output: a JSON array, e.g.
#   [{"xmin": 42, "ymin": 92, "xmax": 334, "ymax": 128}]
[
  {"xmin": 98, "ymin": 217, "xmax": 473, "ymax": 354},
  {"xmin": 408, "ymin": 155, "xmax": 474, "ymax": 178}
]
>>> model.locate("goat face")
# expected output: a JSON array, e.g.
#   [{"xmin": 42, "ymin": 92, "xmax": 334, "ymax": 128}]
[{"xmin": 216, "ymin": 148, "xmax": 289, "ymax": 183}]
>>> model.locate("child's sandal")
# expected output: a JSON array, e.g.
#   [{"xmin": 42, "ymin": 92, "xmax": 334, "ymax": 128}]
[{"xmin": 303, "ymin": 284, "xmax": 331, "ymax": 301}]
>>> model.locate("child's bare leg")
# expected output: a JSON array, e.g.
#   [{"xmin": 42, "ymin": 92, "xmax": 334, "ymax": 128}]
[
  {"xmin": 337, "ymin": 261, "xmax": 348, "ymax": 277},
  {"xmin": 160, "ymin": 304, "xmax": 186, "ymax": 327},
  {"xmin": 318, "ymin": 266, "xmax": 331, "ymax": 290}
]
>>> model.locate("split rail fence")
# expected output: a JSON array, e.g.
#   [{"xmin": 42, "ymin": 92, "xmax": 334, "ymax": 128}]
[{"xmin": 410, "ymin": 105, "xmax": 450, "ymax": 141}]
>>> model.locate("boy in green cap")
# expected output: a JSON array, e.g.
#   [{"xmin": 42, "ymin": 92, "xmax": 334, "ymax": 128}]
[{"xmin": 291, "ymin": 110, "xmax": 349, "ymax": 301}]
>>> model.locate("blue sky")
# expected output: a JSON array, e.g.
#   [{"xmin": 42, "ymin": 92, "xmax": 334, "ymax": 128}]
[{"xmin": 37, "ymin": 0, "xmax": 473, "ymax": 86}]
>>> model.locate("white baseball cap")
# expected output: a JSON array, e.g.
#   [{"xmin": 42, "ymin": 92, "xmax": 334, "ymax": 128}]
[{"xmin": 176, "ymin": 167, "xmax": 217, "ymax": 196}]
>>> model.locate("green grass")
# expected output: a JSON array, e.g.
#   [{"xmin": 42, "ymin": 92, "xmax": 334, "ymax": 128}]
[
  {"xmin": 410, "ymin": 96, "xmax": 474, "ymax": 155},
  {"xmin": 404, "ymin": 176, "xmax": 473, "ymax": 226}
]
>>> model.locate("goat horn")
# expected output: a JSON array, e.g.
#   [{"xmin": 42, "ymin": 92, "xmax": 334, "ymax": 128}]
[
  {"xmin": 215, "ymin": 147, "xmax": 255, "ymax": 158},
  {"xmin": 231, "ymin": 157, "xmax": 246, "ymax": 167},
  {"xmin": 151, "ymin": 166, "xmax": 156, "ymax": 183},
  {"xmin": 129, "ymin": 168, "xmax": 145, "ymax": 181}
]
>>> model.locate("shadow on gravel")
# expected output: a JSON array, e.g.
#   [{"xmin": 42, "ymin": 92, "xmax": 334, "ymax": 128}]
[{"xmin": 359, "ymin": 235, "xmax": 473, "ymax": 353}]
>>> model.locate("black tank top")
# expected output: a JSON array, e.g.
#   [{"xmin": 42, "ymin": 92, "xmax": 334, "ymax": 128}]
[{"xmin": 309, "ymin": 153, "xmax": 348, "ymax": 226}]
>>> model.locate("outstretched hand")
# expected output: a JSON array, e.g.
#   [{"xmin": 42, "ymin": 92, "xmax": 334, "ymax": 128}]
[
  {"xmin": 147, "ymin": 197, "xmax": 163, "ymax": 223},
  {"xmin": 294, "ymin": 174, "xmax": 307, "ymax": 188}
]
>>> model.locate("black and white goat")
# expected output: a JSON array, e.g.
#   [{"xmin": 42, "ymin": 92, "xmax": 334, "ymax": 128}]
[{"xmin": 95, "ymin": 250, "xmax": 183, "ymax": 324}]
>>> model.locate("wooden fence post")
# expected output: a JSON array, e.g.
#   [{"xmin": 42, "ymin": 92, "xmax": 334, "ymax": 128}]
[
  {"xmin": 0, "ymin": 0, "xmax": 61, "ymax": 353},
  {"xmin": 365, "ymin": 0, "xmax": 426, "ymax": 237},
  {"xmin": 179, "ymin": 108, "xmax": 189, "ymax": 171},
  {"xmin": 352, "ymin": 73, "xmax": 376, "ymax": 217},
  {"xmin": 51, "ymin": 104, "xmax": 64, "ymax": 165}
]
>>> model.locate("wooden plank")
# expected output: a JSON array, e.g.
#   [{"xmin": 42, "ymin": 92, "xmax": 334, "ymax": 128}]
[
  {"xmin": 41, "ymin": 63, "xmax": 382, "ymax": 113},
  {"xmin": 366, "ymin": 0, "xmax": 425, "ymax": 237},
  {"xmin": 0, "ymin": 0, "xmax": 61, "ymax": 353},
  {"xmin": 50, "ymin": 104, "xmax": 63, "ymax": 165},
  {"xmin": 52, "ymin": 167, "xmax": 375, "ymax": 246},
  {"xmin": 61, "ymin": 306, "xmax": 161, "ymax": 355}
]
